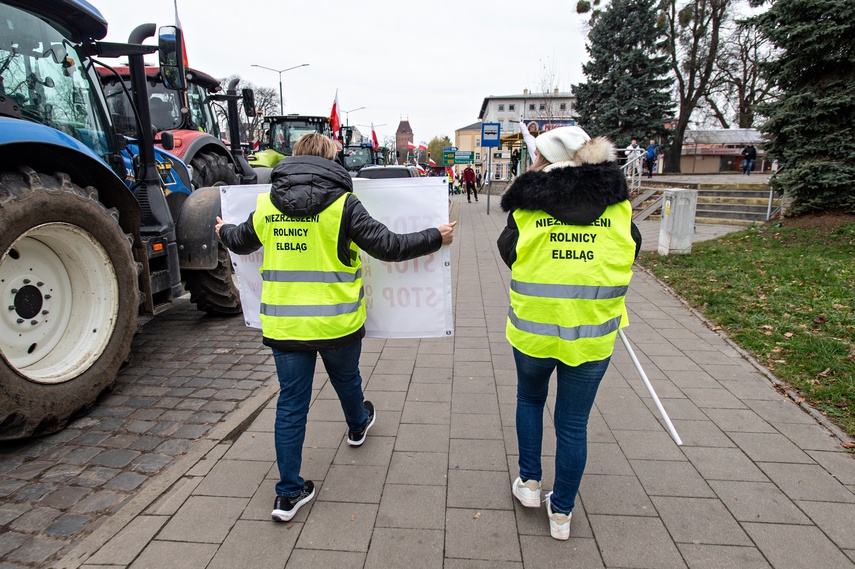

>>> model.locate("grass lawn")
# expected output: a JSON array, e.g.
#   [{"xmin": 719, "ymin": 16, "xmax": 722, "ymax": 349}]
[{"xmin": 637, "ymin": 220, "xmax": 855, "ymax": 438}]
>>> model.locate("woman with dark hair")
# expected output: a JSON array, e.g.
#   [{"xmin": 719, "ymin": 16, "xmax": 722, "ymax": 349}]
[{"xmin": 497, "ymin": 126, "xmax": 641, "ymax": 540}]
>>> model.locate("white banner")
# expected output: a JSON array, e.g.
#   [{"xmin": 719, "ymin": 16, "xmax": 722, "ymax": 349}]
[{"xmin": 219, "ymin": 177, "xmax": 453, "ymax": 338}]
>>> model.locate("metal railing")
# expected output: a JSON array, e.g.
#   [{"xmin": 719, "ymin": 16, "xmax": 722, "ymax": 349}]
[
  {"xmin": 766, "ymin": 166, "xmax": 785, "ymax": 221},
  {"xmin": 620, "ymin": 154, "xmax": 644, "ymax": 192}
]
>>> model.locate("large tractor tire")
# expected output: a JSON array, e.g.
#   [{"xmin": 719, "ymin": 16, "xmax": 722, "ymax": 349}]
[
  {"xmin": 190, "ymin": 152, "xmax": 238, "ymax": 189},
  {"xmin": 183, "ymin": 244, "xmax": 242, "ymax": 315},
  {"xmin": 0, "ymin": 167, "xmax": 138, "ymax": 440}
]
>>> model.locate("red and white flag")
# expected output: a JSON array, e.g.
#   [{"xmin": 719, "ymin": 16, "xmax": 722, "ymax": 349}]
[
  {"xmin": 429, "ymin": 158, "xmax": 436, "ymax": 166},
  {"xmin": 418, "ymin": 141, "xmax": 428, "ymax": 151},
  {"xmin": 415, "ymin": 162, "xmax": 425, "ymax": 174},
  {"xmin": 371, "ymin": 123, "xmax": 379, "ymax": 151},
  {"xmin": 173, "ymin": 0, "xmax": 189, "ymax": 66},
  {"xmin": 407, "ymin": 141, "xmax": 416, "ymax": 150},
  {"xmin": 329, "ymin": 90, "xmax": 341, "ymax": 140}
]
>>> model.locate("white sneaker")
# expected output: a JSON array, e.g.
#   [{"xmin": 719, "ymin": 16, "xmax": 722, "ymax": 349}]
[
  {"xmin": 544, "ymin": 492, "xmax": 571, "ymax": 540},
  {"xmin": 512, "ymin": 477, "xmax": 541, "ymax": 508}
]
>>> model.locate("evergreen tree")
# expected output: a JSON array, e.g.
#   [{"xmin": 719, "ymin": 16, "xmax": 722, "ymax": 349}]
[
  {"xmin": 754, "ymin": 0, "xmax": 855, "ymax": 214},
  {"xmin": 573, "ymin": 0, "xmax": 674, "ymax": 147}
]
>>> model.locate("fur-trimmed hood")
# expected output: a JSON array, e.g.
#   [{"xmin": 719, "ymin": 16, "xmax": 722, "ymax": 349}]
[{"xmin": 500, "ymin": 137, "xmax": 628, "ymax": 225}]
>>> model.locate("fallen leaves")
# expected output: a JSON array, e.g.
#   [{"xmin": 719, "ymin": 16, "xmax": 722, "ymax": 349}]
[
  {"xmin": 473, "ymin": 512, "xmax": 481, "ymax": 519},
  {"xmin": 842, "ymin": 442, "xmax": 855, "ymax": 449}
]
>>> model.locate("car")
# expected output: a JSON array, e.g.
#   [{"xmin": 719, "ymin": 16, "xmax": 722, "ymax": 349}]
[{"xmin": 356, "ymin": 165, "xmax": 421, "ymax": 179}]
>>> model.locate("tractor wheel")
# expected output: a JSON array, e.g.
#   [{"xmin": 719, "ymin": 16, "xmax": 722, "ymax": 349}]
[
  {"xmin": 0, "ymin": 167, "xmax": 138, "ymax": 440},
  {"xmin": 183, "ymin": 243, "xmax": 242, "ymax": 315},
  {"xmin": 190, "ymin": 152, "xmax": 238, "ymax": 189}
]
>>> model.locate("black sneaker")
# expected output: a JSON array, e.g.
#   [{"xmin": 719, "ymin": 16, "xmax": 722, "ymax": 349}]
[
  {"xmin": 347, "ymin": 401, "xmax": 376, "ymax": 447},
  {"xmin": 271, "ymin": 481, "xmax": 315, "ymax": 522}
]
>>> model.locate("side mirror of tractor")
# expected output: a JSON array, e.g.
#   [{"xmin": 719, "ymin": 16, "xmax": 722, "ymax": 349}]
[
  {"xmin": 242, "ymin": 88, "xmax": 256, "ymax": 117},
  {"xmin": 158, "ymin": 26, "xmax": 186, "ymax": 91}
]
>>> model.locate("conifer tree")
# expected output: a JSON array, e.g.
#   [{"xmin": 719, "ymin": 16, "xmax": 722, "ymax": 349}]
[
  {"xmin": 753, "ymin": 0, "xmax": 855, "ymax": 214},
  {"xmin": 573, "ymin": 0, "xmax": 674, "ymax": 147}
]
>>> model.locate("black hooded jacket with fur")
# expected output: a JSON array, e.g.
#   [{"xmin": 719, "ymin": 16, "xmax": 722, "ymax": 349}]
[
  {"xmin": 497, "ymin": 140, "xmax": 641, "ymax": 268},
  {"xmin": 219, "ymin": 155, "xmax": 441, "ymax": 350}
]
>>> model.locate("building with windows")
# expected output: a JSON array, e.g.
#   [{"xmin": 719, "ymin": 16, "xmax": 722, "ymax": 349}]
[
  {"xmin": 453, "ymin": 122, "xmax": 482, "ymax": 178},
  {"xmin": 395, "ymin": 120, "xmax": 413, "ymax": 164},
  {"xmin": 680, "ymin": 129, "xmax": 767, "ymax": 173},
  {"xmin": 476, "ymin": 89, "xmax": 577, "ymax": 180}
]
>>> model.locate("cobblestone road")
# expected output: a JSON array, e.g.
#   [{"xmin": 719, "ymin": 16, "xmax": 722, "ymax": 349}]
[{"xmin": 0, "ymin": 298, "xmax": 273, "ymax": 568}]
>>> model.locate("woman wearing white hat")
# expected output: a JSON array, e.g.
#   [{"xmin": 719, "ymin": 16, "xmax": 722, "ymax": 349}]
[{"xmin": 497, "ymin": 126, "xmax": 641, "ymax": 540}]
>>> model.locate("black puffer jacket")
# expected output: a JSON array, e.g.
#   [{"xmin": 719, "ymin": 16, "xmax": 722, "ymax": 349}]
[
  {"xmin": 497, "ymin": 142, "xmax": 641, "ymax": 267},
  {"xmin": 219, "ymin": 155, "xmax": 442, "ymax": 350}
]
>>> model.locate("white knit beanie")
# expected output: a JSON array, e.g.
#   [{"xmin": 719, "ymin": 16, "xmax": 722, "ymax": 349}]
[{"xmin": 535, "ymin": 126, "xmax": 592, "ymax": 164}]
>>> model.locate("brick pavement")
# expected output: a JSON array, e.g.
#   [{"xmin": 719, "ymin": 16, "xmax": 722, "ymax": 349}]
[
  {"xmin": 50, "ymin": 194, "xmax": 855, "ymax": 568},
  {"xmin": 0, "ymin": 301, "xmax": 274, "ymax": 569}
]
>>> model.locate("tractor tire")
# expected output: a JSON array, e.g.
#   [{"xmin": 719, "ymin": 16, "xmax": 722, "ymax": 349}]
[
  {"xmin": 190, "ymin": 152, "xmax": 239, "ymax": 189},
  {"xmin": 254, "ymin": 167, "xmax": 274, "ymax": 185},
  {"xmin": 183, "ymin": 243, "xmax": 242, "ymax": 315},
  {"xmin": 0, "ymin": 167, "xmax": 138, "ymax": 440}
]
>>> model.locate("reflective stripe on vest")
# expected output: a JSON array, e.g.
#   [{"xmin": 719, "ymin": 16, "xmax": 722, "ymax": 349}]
[
  {"xmin": 506, "ymin": 201, "xmax": 635, "ymax": 366},
  {"xmin": 253, "ymin": 192, "xmax": 365, "ymax": 340}
]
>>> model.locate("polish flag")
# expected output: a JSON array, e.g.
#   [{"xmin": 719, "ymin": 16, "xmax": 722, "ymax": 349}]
[
  {"xmin": 173, "ymin": 0, "xmax": 189, "ymax": 66},
  {"xmin": 446, "ymin": 166, "xmax": 454, "ymax": 179},
  {"xmin": 407, "ymin": 141, "xmax": 416, "ymax": 150},
  {"xmin": 418, "ymin": 141, "xmax": 428, "ymax": 151},
  {"xmin": 371, "ymin": 123, "xmax": 379, "ymax": 151},
  {"xmin": 415, "ymin": 163, "xmax": 425, "ymax": 174},
  {"xmin": 329, "ymin": 90, "xmax": 341, "ymax": 140},
  {"xmin": 429, "ymin": 158, "xmax": 436, "ymax": 166}
]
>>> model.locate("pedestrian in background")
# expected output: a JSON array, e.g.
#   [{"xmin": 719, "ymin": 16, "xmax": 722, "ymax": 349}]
[
  {"xmin": 497, "ymin": 126, "xmax": 641, "ymax": 540},
  {"xmin": 463, "ymin": 164, "xmax": 477, "ymax": 202},
  {"xmin": 215, "ymin": 134, "xmax": 457, "ymax": 523},
  {"xmin": 742, "ymin": 144, "xmax": 757, "ymax": 175},
  {"xmin": 624, "ymin": 138, "xmax": 643, "ymax": 177},
  {"xmin": 645, "ymin": 139, "xmax": 658, "ymax": 178}
]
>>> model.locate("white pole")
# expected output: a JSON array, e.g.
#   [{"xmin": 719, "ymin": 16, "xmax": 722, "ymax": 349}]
[{"xmin": 618, "ymin": 329, "xmax": 683, "ymax": 445}]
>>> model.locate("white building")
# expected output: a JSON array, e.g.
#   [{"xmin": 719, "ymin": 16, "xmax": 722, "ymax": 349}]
[{"xmin": 476, "ymin": 89, "xmax": 577, "ymax": 179}]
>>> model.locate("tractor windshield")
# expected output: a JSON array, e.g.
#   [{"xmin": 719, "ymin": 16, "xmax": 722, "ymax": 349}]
[
  {"xmin": 0, "ymin": 3, "xmax": 112, "ymax": 159},
  {"xmin": 268, "ymin": 119, "xmax": 329, "ymax": 156},
  {"xmin": 102, "ymin": 76, "xmax": 219, "ymax": 137},
  {"xmin": 343, "ymin": 146, "xmax": 372, "ymax": 171}
]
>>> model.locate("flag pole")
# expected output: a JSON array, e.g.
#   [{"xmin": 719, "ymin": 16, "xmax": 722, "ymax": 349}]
[{"xmin": 618, "ymin": 329, "xmax": 683, "ymax": 445}]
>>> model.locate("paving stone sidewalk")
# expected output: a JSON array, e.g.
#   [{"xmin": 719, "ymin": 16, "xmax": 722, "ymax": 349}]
[{"xmin": 59, "ymin": 194, "xmax": 854, "ymax": 569}]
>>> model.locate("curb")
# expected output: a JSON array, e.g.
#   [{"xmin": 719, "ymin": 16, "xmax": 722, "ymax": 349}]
[
  {"xmin": 636, "ymin": 266, "xmax": 854, "ymax": 447},
  {"xmin": 54, "ymin": 381, "xmax": 278, "ymax": 569}
]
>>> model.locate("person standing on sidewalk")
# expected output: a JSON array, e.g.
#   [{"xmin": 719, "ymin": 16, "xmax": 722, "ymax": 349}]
[
  {"xmin": 624, "ymin": 138, "xmax": 644, "ymax": 178},
  {"xmin": 645, "ymin": 139, "xmax": 658, "ymax": 178},
  {"xmin": 497, "ymin": 126, "xmax": 641, "ymax": 540},
  {"xmin": 741, "ymin": 144, "xmax": 757, "ymax": 175},
  {"xmin": 215, "ymin": 133, "xmax": 457, "ymax": 523},
  {"xmin": 463, "ymin": 164, "xmax": 477, "ymax": 202}
]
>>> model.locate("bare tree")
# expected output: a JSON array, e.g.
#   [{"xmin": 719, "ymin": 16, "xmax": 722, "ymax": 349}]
[
  {"xmin": 662, "ymin": 0, "xmax": 733, "ymax": 172},
  {"xmin": 216, "ymin": 75, "xmax": 278, "ymax": 146},
  {"xmin": 699, "ymin": 20, "xmax": 776, "ymax": 128}
]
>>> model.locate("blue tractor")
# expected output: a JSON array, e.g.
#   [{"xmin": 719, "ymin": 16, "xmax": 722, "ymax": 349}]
[{"xmin": 0, "ymin": 0, "xmax": 238, "ymax": 439}]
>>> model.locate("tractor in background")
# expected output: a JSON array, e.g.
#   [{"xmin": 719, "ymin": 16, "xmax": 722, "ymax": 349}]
[
  {"xmin": 247, "ymin": 114, "xmax": 331, "ymax": 182},
  {"xmin": 0, "ymin": 0, "xmax": 238, "ymax": 439}
]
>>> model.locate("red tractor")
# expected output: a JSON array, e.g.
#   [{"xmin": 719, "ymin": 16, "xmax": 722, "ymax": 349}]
[{"xmin": 99, "ymin": 65, "xmax": 257, "ymax": 195}]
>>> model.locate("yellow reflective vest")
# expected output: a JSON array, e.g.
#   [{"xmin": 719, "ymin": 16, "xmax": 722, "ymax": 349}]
[
  {"xmin": 253, "ymin": 193, "xmax": 365, "ymax": 341},
  {"xmin": 506, "ymin": 201, "xmax": 635, "ymax": 366}
]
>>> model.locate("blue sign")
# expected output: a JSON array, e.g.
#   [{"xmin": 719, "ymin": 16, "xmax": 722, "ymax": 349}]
[
  {"xmin": 443, "ymin": 146, "xmax": 458, "ymax": 152},
  {"xmin": 481, "ymin": 123, "xmax": 501, "ymax": 148}
]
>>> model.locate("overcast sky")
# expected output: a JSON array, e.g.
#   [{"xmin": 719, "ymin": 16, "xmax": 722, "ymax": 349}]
[{"xmin": 93, "ymin": 0, "xmax": 591, "ymax": 143}]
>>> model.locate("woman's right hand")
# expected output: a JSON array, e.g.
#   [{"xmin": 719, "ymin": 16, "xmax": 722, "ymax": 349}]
[{"xmin": 438, "ymin": 221, "xmax": 458, "ymax": 245}]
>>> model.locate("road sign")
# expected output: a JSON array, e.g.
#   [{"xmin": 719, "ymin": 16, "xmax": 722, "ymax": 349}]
[
  {"xmin": 443, "ymin": 146, "xmax": 458, "ymax": 153},
  {"xmin": 443, "ymin": 151, "xmax": 456, "ymax": 165},
  {"xmin": 481, "ymin": 122, "xmax": 501, "ymax": 148},
  {"xmin": 454, "ymin": 151, "xmax": 474, "ymax": 163}
]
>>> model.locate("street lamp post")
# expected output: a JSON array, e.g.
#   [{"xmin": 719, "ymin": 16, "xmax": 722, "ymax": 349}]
[
  {"xmin": 250, "ymin": 63, "xmax": 309, "ymax": 115},
  {"xmin": 343, "ymin": 106, "xmax": 365, "ymax": 126}
]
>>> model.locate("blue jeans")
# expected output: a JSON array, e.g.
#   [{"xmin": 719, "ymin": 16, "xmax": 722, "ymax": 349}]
[
  {"xmin": 743, "ymin": 159, "xmax": 754, "ymax": 174},
  {"xmin": 513, "ymin": 348, "xmax": 610, "ymax": 515},
  {"xmin": 271, "ymin": 340, "xmax": 368, "ymax": 497}
]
